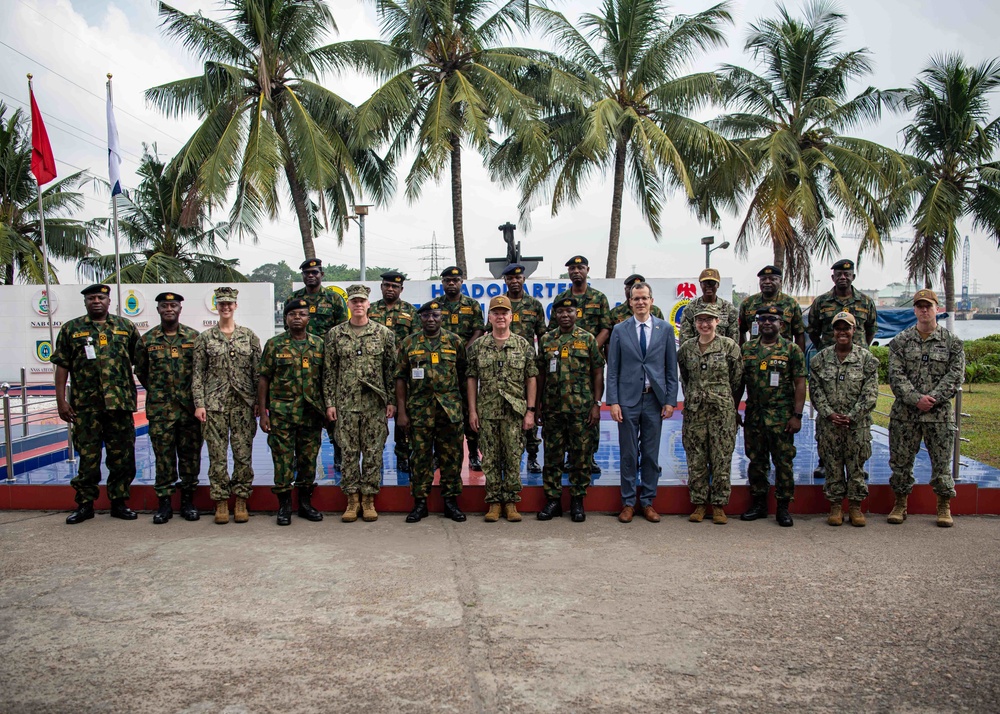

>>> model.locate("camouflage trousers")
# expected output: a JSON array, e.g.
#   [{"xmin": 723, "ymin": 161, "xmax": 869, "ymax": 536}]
[
  {"xmin": 682, "ymin": 409, "xmax": 737, "ymax": 506},
  {"xmin": 204, "ymin": 391, "xmax": 256, "ymax": 501},
  {"xmin": 409, "ymin": 406, "xmax": 464, "ymax": 499},
  {"xmin": 816, "ymin": 421, "xmax": 871, "ymax": 502},
  {"xmin": 888, "ymin": 419, "xmax": 956, "ymax": 498},
  {"xmin": 744, "ymin": 419, "xmax": 796, "ymax": 501},
  {"xmin": 461, "ymin": 390, "xmax": 480, "ymax": 459},
  {"xmin": 541, "ymin": 411, "xmax": 590, "ymax": 498},
  {"xmin": 71, "ymin": 409, "xmax": 136, "ymax": 504},
  {"xmin": 268, "ymin": 413, "xmax": 324, "ymax": 494},
  {"xmin": 480, "ymin": 403, "xmax": 525, "ymax": 504},
  {"xmin": 148, "ymin": 411, "xmax": 203, "ymax": 497},
  {"xmin": 336, "ymin": 409, "xmax": 388, "ymax": 495},
  {"xmin": 524, "ymin": 425, "xmax": 541, "ymax": 458},
  {"xmin": 394, "ymin": 419, "xmax": 410, "ymax": 464}
]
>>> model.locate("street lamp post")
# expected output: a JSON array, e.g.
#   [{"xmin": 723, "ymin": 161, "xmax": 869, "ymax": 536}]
[
  {"xmin": 701, "ymin": 235, "xmax": 730, "ymax": 268},
  {"xmin": 350, "ymin": 205, "xmax": 371, "ymax": 281}
]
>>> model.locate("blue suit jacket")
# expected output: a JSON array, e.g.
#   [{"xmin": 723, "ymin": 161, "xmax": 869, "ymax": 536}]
[{"xmin": 606, "ymin": 315, "xmax": 679, "ymax": 409}]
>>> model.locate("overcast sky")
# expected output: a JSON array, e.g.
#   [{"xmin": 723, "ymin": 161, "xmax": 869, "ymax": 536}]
[{"xmin": 3, "ymin": 0, "xmax": 999, "ymax": 294}]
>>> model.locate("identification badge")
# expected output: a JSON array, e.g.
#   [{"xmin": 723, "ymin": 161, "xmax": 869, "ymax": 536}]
[
  {"xmin": 451, "ymin": 314, "xmax": 459, "ymax": 324},
  {"xmin": 431, "ymin": 352, "xmax": 439, "ymax": 364},
  {"xmin": 769, "ymin": 372, "xmax": 780, "ymax": 387},
  {"xmin": 84, "ymin": 345, "xmax": 97, "ymax": 360},
  {"xmin": 412, "ymin": 367, "xmax": 425, "ymax": 380},
  {"xmin": 171, "ymin": 347, "xmax": 179, "ymax": 358},
  {"xmin": 549, "ymin": 358, "xmax": 558, "ymax": 373},
  {"xmin": 302, "ymin": 358, "xmax": 310, "ymax": 369},
  {"xmin": 386, "ymin": 318, "xmax": 393, "ymax": 327},
  {"xmin": 98, "ymin": 333, "xmax": 108, "ymax": 347},
  {"xmin": 751, "ymin": 323, "xmax": 759, "ymax": 336}
]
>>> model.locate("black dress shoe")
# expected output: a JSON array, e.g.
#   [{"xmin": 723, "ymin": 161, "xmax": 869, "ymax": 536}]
[
  {"xmin": 570, "ymin": 496, "xmax": 586, "ymax": 522},
  {"xmin": 537, "ymin": 499, "xmax": 563, "ymax": 521},
  {"xmin": 589, "ymin": 458, "xmax": 601, "ymax": 475},
  {"xmin": 152, "ymin": 495, "xmax": 173, "ymax": 524},
  {"xmin": 276, "ymin": 492, "xmax": 292, "ymax": 526},
  {"xmin": 740, "ymin": 495, "xmax": 769, "ymax": 521},
  {"xmin": 406, "ymin": 497, "xmax": 428, "ymax": 523},
  {"xmin": 179, "ymin": 490, "xmax": 200, "ymax": 521},
  {"xmin": 527, "ymin": 456, "xmax": 541, "ymax": 474},
  {"xmin": 468, "ymin": 455, "xmax": 483, "ymax": 471},
  {"xmin": 776, "ymin": 500, "xmax": 794, "ymax": 527},
  {"xmin": 109, "ymin": 499, "xmax": 137, "ymax": 520},
  {"xmin": 333, "ymin": 444, "xmax": 343, "ymax": 472},
  {"xmin": 66, "ymin": 502, "xmax": 94, "ymax": 525},
  {"xmin": 813, "ymin": 465, "xmax": 826, "ymax": 479},
  {"xmin": 442, "ymin": 497, "xmax": 466, "ymax": 522},
  {"xmin": 297, "ymin": 486, "xmax": 323, "ymax": 521}
]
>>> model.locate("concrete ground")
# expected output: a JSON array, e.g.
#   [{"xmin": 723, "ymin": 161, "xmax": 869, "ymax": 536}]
[{"xmin": 1, "ymin": 509, "xmax": 998, "ymax": 713}]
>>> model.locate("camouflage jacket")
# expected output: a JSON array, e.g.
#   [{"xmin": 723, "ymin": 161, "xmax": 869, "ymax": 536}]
[
  {"xmin": 192, "ymin": 325, "xmax": 261, "ymax": 411},
  {"xmin": 807, "ymin": 287, "xmax": 877, "ymax": 349},
  {"xmin": 259, "ymin": 331, "xmax": 325, "ymax": 421},
  {"xmin": 134, "ymin": 323, "xmax": 199, "ymax": 419},
  {"xmin": 609, "ymin": 302, "xmax": 664, "ymax": 325},
  {"xmin": 888, "ymin": 326, "xmax": 965, "ymax": 423},
  {"xmin": 368, "ymin": 298, "xmax": 419, "ymax": 345},
  {"xmin": 289, "ymin": 286, "xmax": 348, "ymax": 337},
  {"xmin": 396, "ymin": 330, "xmax": 467, "ymax": 423},
  {"xmin": 486, "ymin": 294, "xmax": 547, "ymax": 345},
  {"xmin": 438, "ymin": 294, "xmax": 484, "ymax": 343},
  {"xmin": 739, "ymin": 292, "xmax": 805, "ymax": 341},
  {"xmin": 741, "ymin": 336, "xmax": 807, "ymax": 427},
  {"xmin": 547, "ymin": 286, "xmax": 611, "ymax": 336},
  {"xmin": 51, "ymin": 314, "xmax": 140, "ymax": 413},
  {"xmin": 536, "ymin": 326, "xmax": 605, "ymax": 414},
  {"xmin": 468, "ymin": 333, "xmax": 539, "ymax": 419},
  {"xmin": 809, "ymin": 344, "xmax": 880, "ymax": 428},
  {"xmin": 678, "ymin": 335, "xmax": 743, "ymax": 417},
  {"xmin": 323, "ymin": 320, "xmax": 396, "ymax": 411},
  {"xmin": 679, "ymin": 297, "xmax": 740, "ymax": 345}
]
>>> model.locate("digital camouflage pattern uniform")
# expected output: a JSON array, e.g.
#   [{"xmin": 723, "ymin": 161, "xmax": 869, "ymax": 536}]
[
  {"xmin": 323, "ymin": 320, "xmax": 396, "ymax": 495},
  {"xmin": 609, "ymin": 302, "xmax": 664, "ymax": 325},
  {"xmin": 807, "ymin": 287, "xmax": 878, "ymax": 349},
  {"xmin": 259, "ymin": 331, "xmax": 326, "ymax": 494},
  {"xmin": 537, "ymin": 327, "xmax": 605, "ymax": 499},
  {"xmin": 468, "ymin": 334, "xmax": 539, "ymax": 504},
  {"xmin": 679, "ymin": 297, "xmax": 740, "ymax": 345},
  {"xmin": 134, "ymin": 323, "xmax": 202, "ymax": 498},
  {"xmin": 439, "ymin": 294, "xmax": 485, "ymax": 457},
  {"xmin": 809, "ymin": 344, "xmax": 880, "ymax": 502},
  {"xmin": 192, "ymin": 325, "xmax": 261, "ymax": 501},
  {"xmin": 289, "ymin": 286, "xmax": 348, "ymax": 338},
  {"xmin": 369, "ymin": 297, "xmax": 419, "ymax": 465},
  {"xmin": 888, "ymin": 326, "xmax": 965, "ymax": 498},
  {"xmin": 739, "ymin": 293, "xmax": 806, "ymax": 342},
  {"xmin": 741, "ymin": 336, "xmax": 807, "ymax": 501},
  {"xmin": 678, "ymin": 336, "xmax": 743, "ymax": 505},
  {"xmin": 396, "ymin": 330, "xmax": 467, "ymax": 498},
  {"xmin": 51, "ymin": 314, "xmax": 140, "ymax": 504}
]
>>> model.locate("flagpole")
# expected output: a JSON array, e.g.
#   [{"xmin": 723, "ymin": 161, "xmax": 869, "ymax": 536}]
[
  {"xmin": 28, "ymin": 75, "xmax": 57, "ymax": 356},
  {"xmin": 107, "ymin": 74, "xmax": 122, "ymax": 317}
]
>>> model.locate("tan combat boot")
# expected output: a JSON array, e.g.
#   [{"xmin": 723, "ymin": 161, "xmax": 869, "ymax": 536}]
[
  {"xmin": 712, "ymin": 505, "xmax": 727, "ymax": 525},
  {"xmin": 234, "ymin": 497, "xmax": 249, "ymax": 523},
  {"xmin": 342, "ymin": 493, "xmax": 361, "ymax": 523},
  {"xmin": 887, "ymin": 494, "xmax": 908, "ymax": 524},
  {"xmin": 361, "ymin": 494, "xmax": 378, "ymax": 522},
  {"xmin": 504, "ymin": 503, "xmax": 522, "ymax": 522},
  {"xmin": 848, "ymin": 501, "xmax": 866, "ymax": 527},
  {"xmin": 688, "ymin": 505, "xmax": 707, "ymax": 523},
  {"xmin": 214, "ymin": 500, "xmax": 230, "ymax": 525},
  {"xmin": 484, "ymin": 503, "xmax": 502, "ymax": 522},
  {"xmin": 827, "ymin": 502, "xmax": 843, "ymax": 526},
  {"xmin": 936, "ymin": 495, "xmax": 953, "ymax": 528}
]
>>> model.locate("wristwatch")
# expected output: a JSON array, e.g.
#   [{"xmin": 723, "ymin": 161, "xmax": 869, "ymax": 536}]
[
  {"xmin": 526, "ymin": 406, "xmax": 536, "ymax": 412},
  {"xmin": 793, "ymin": 412, "xmax": 803, "ymax": 419}
]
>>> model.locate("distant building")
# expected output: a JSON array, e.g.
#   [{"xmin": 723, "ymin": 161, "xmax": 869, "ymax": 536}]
[{"xmin": 877, "ymin": 281, "xmax": 923, "ymax": 307}]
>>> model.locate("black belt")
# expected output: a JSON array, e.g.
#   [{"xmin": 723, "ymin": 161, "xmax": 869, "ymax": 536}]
[{"xmin": 641, "ymin": 386, "xmax": 654, "ymax": 394}]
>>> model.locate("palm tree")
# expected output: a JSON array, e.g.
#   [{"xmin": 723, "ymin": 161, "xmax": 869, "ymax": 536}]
[
  {"xmin": 709, "ymin": 0, "xmax": 909, "ymax": 291},
  {"xmin": 79, "ymin": 146, "xmax": 247, "ymax": 283},
  {"xmin": 899, "ymin": 54, "xmax": 1000, "ymax": 321},
  {"xmin": 0, "ymin": 102, "xmax": 98, "ymax": 284},
  {"xmin": 492, "ymin": 0, "xmax": 735, "ymax": 278},
  {"xmin": 145, "ymin": 0, "xmax": 394, "ymax": 259},
  {"xmin": 356, "ymin": 0, "xmax": 546, "ymax": 275}
]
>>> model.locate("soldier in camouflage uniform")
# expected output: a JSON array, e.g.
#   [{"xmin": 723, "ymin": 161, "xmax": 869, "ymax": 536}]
[
  {"xmin": 468, "ymin": 295, "xmax": 539, "ymax": 522},
  {"xmin": 739, "ymin": 306, "xmax": 807, "ymax": 527},
  {"xmin": 535, "ymin": 297, "xmax": 605, "ymax": 522},
  {"xmin": 809, "ymin": 312, "xmax": 879, "ymax": 527},
  {"xmin": 887, "ymin": 289, "xmax": 965, "ymax": 528},
  {"xmin": 679, "ymin": 268, "xmax": 740, "ymax": 345},
  {"xmin": 258, "ymin": 298, "xmax": 326, "ymax": 526},
  {"xmin": 54, "ymin": 284, "xmax": 141, "ymax": 524},
  {"xmin": 677, "ymin": 303, "xmax": 743, "ymax": 525},
  {"xmin": 134, "ymin": 292, "xmax": 202, "ymax": 524},
  {"xmin": 738, "ymin": 265, "xmax": 806, "ymax": 353},
  {"xmin": 192, "ymin": 287, "xmax": 261, "ymax": 525},
  {"xmin": 368, "ymin": 270, "xmax": 419, "ymax": 472},
  {"xmin": 438, "ymin": 266, "xmax": 485, "ymax": 470},
  {"xmin": 807, "ymin": 259, "xmax": 878, "ymax": 350},
  {"xmin": 609, "ymin": 273, "xmax": 665, "ymax": 325},
  {"xmin": 324, "ymin": 284, "xmax": 397, "ymax": 522},
  {"xmin": 396, "ymin": 300, "xmax": 468, "ymax": 523}
]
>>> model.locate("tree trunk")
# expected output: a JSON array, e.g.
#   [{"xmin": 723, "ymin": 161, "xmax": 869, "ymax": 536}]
[
  {"xmin": 772, "ymin": 242, "xmax": 784, "ymax": 274},
  {"xmin": 944, "ymin": 252, "xmax": 956, "ymax": 332},
  {"xmin": 285, "ymin": 161, "xmax": 316, "ymax": 261},
  {"xmin": 450, "ymin": 137, "xmax": 467, "ymax": 276},
  {"xmin": 605, "ymin": 139, "xmax": 627, "ymax": 278},
  {"xmin": 3, "ymin": 263, "xmax": 13, "ymax": 285}
]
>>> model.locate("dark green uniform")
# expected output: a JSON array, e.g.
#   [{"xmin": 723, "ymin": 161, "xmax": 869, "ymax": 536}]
[
  {"xmin": 397, "ymin": 330, "xmax": 467, "ymax": 498},
  {"xmin": 741, "ymin": 336, "xmax": 807, "ymax": 501},
  {"xmin": 807, "ymin": 287, "xmax": 877, "ymax": 349},
  {"xmin": 51, "ymin": 315, "xmax": 140, "ymax": 505},
  {"xmin": 259, "ymin": 332, "xmax": 326, "ymax": 494},
  {"xmin": 289, "ymin": 286, "xmax": 348, "ymax": 337},
  {"xmin": 134, "ymin": 324, "xmax": 202, "ymax": 498},
  {"xmin": 609, "ymin": 302, "xmax": 664, "ymax": 325},
  {"xmin": 369, "ymin": 298, "xmax": 419, "ymax": 466},
  {"xmin": 739, "ymin": 293, "xmax": 805, "ymax": 342},
  {"xmin": 439, "ymin": 294, "xmax": 484, "ymax": 458},
  {"xmin": 537, "ymin": 327, "xmax": 605, "ymax": 498}
]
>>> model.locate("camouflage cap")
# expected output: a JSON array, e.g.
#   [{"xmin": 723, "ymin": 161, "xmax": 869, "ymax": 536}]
[
  {"xmin": 832, "ymin": 310, "xmax": 856, "ymax": 327},
  {"xmin": 699, "ymin": 268, "xmax": 721, "ymax": 283},
  {"xmin": 214, "ymin": 286, "xmax": 239, "ymax": 303},
  {"xmin": 488, "ymin": 295, "xmax": 512, "ymax": 311},
  {"xmin": 832, "ymin": 258, "xmax": 854, "ymax": 271},
  {"xmin": 913, "ymin": 288, "xmax": 938, "ymax": 306},
  {"xmin": 553, "ymin": 297, "xmax": 576, "ymax": 310},
  {"xmin": 757, "ymin": 265, "xmax": 781, "ymax": 277},
  {"xmin": 345, "ymin": 284, "xmax": 371, "ymax": 301},
  {"xmin": 380, "ymin": 270, "xmax": 405, "ymax": 284},
  {"xmin": 417, "ymin": 300, "xmax": 442, "ymax": 314},
  {"xmin": 81, "ymin": 284, "xmax": 111, "ymax": 296},
  {"xmin": 154, "ymin": 292, "xmax": 184, "ymax": 303},
  {"xmin": 693, "ymin": 303, "xmax": 720, "ymax": 318},
  {"xmin": 755, "ymin": 305, "xmax": 781, "ymax": 318},
  {"xmin": 299, "ymin": 258, "xmax": 323, "ymax": 271},
  {"xmin": 284, "ymin": 297, "xmax": 309, "ymax": 315},
  {"xmin": 441, "ymin": 266, "xmax": 463, "ymax": 278},
  {"xmin": 501, "ymin": 263, "xmax": 525, "ymax": 276},
  {"xmin": 624, "ymin": 273, "xmax": 645, "ymax": 286},
  {"xmin": 565, "ymin": 255, "xmax": 589, "ymax": 267}
]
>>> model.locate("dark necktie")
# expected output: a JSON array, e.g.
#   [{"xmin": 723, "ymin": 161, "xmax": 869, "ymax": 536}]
[{"xmin": 639, "ymin": 322, "xmax": 647, "ymax": 358}]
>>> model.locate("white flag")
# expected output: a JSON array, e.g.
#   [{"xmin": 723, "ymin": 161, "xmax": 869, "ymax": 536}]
[{"xmin": 107, "ymin": 87, "xmax": 123, "ymax": 196}]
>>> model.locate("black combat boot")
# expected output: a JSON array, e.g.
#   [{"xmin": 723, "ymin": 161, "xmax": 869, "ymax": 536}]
[
  {"xmin": 442, "ymin": 497, "xmax": 466, "ymax": 522},
  {"xmin": 66, "ymin": 502, "xmax": 94, "ymax": 525},
  {"xmin": 740, "ymin": 494, "xmax": 768, "ymax": 521},
  {"xmin": 590, "ymin": 456, "xmax": 601, "ymax": 475},
  {"xmin": 468, "ymin": 448, "xmax": 482, "ymax": 471},
  {"xmin": 109, "ymin": 499, "xmax": 137, "ymax": 520},
  {"xmin": 152, "ymin": 495, "xmax": 173, "ymax": 524},
  {"xmin": 570, "ymin": 496, "xmax": 586, "ymax": 522},
  {"xmin": 526, "ymin": 451, "xmax": 541, "ymax": 474},
  {"xmin": 179, "ymin": 489, "xmax": 199, "ymax": 521},
  {"xmin": 297, "ymin": 486, "xmax": 323, "ymax": 521},
  {"xmin": 276, "ymin": 492, "xmax": 293, "ymax": 526},
  {"xmin": 406, "ymin": 497, "xmax": 428, "ymax": 523},
  {"xmin": 537, "ymin": 499, "xmax": 563, "ymax": 521},
  {"xmin": 776, "ymin": 500, "xmax": 794, "ymax": 527}
]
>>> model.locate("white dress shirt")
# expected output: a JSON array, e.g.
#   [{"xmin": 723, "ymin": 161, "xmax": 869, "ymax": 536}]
[{"xmin": 634, "ymin": 315, "xmax": 652, "ymax": 388}]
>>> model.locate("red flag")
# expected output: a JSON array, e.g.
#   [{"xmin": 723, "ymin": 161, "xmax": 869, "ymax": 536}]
[{"xmin": 29, "ymin": 88, "xmax": 57, "ymax": 185}]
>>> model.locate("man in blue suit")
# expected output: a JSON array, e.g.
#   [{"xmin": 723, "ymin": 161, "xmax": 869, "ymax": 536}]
[{"xmin": 607, "ymin": 282, "xmax": 679, "ymax": 522}]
